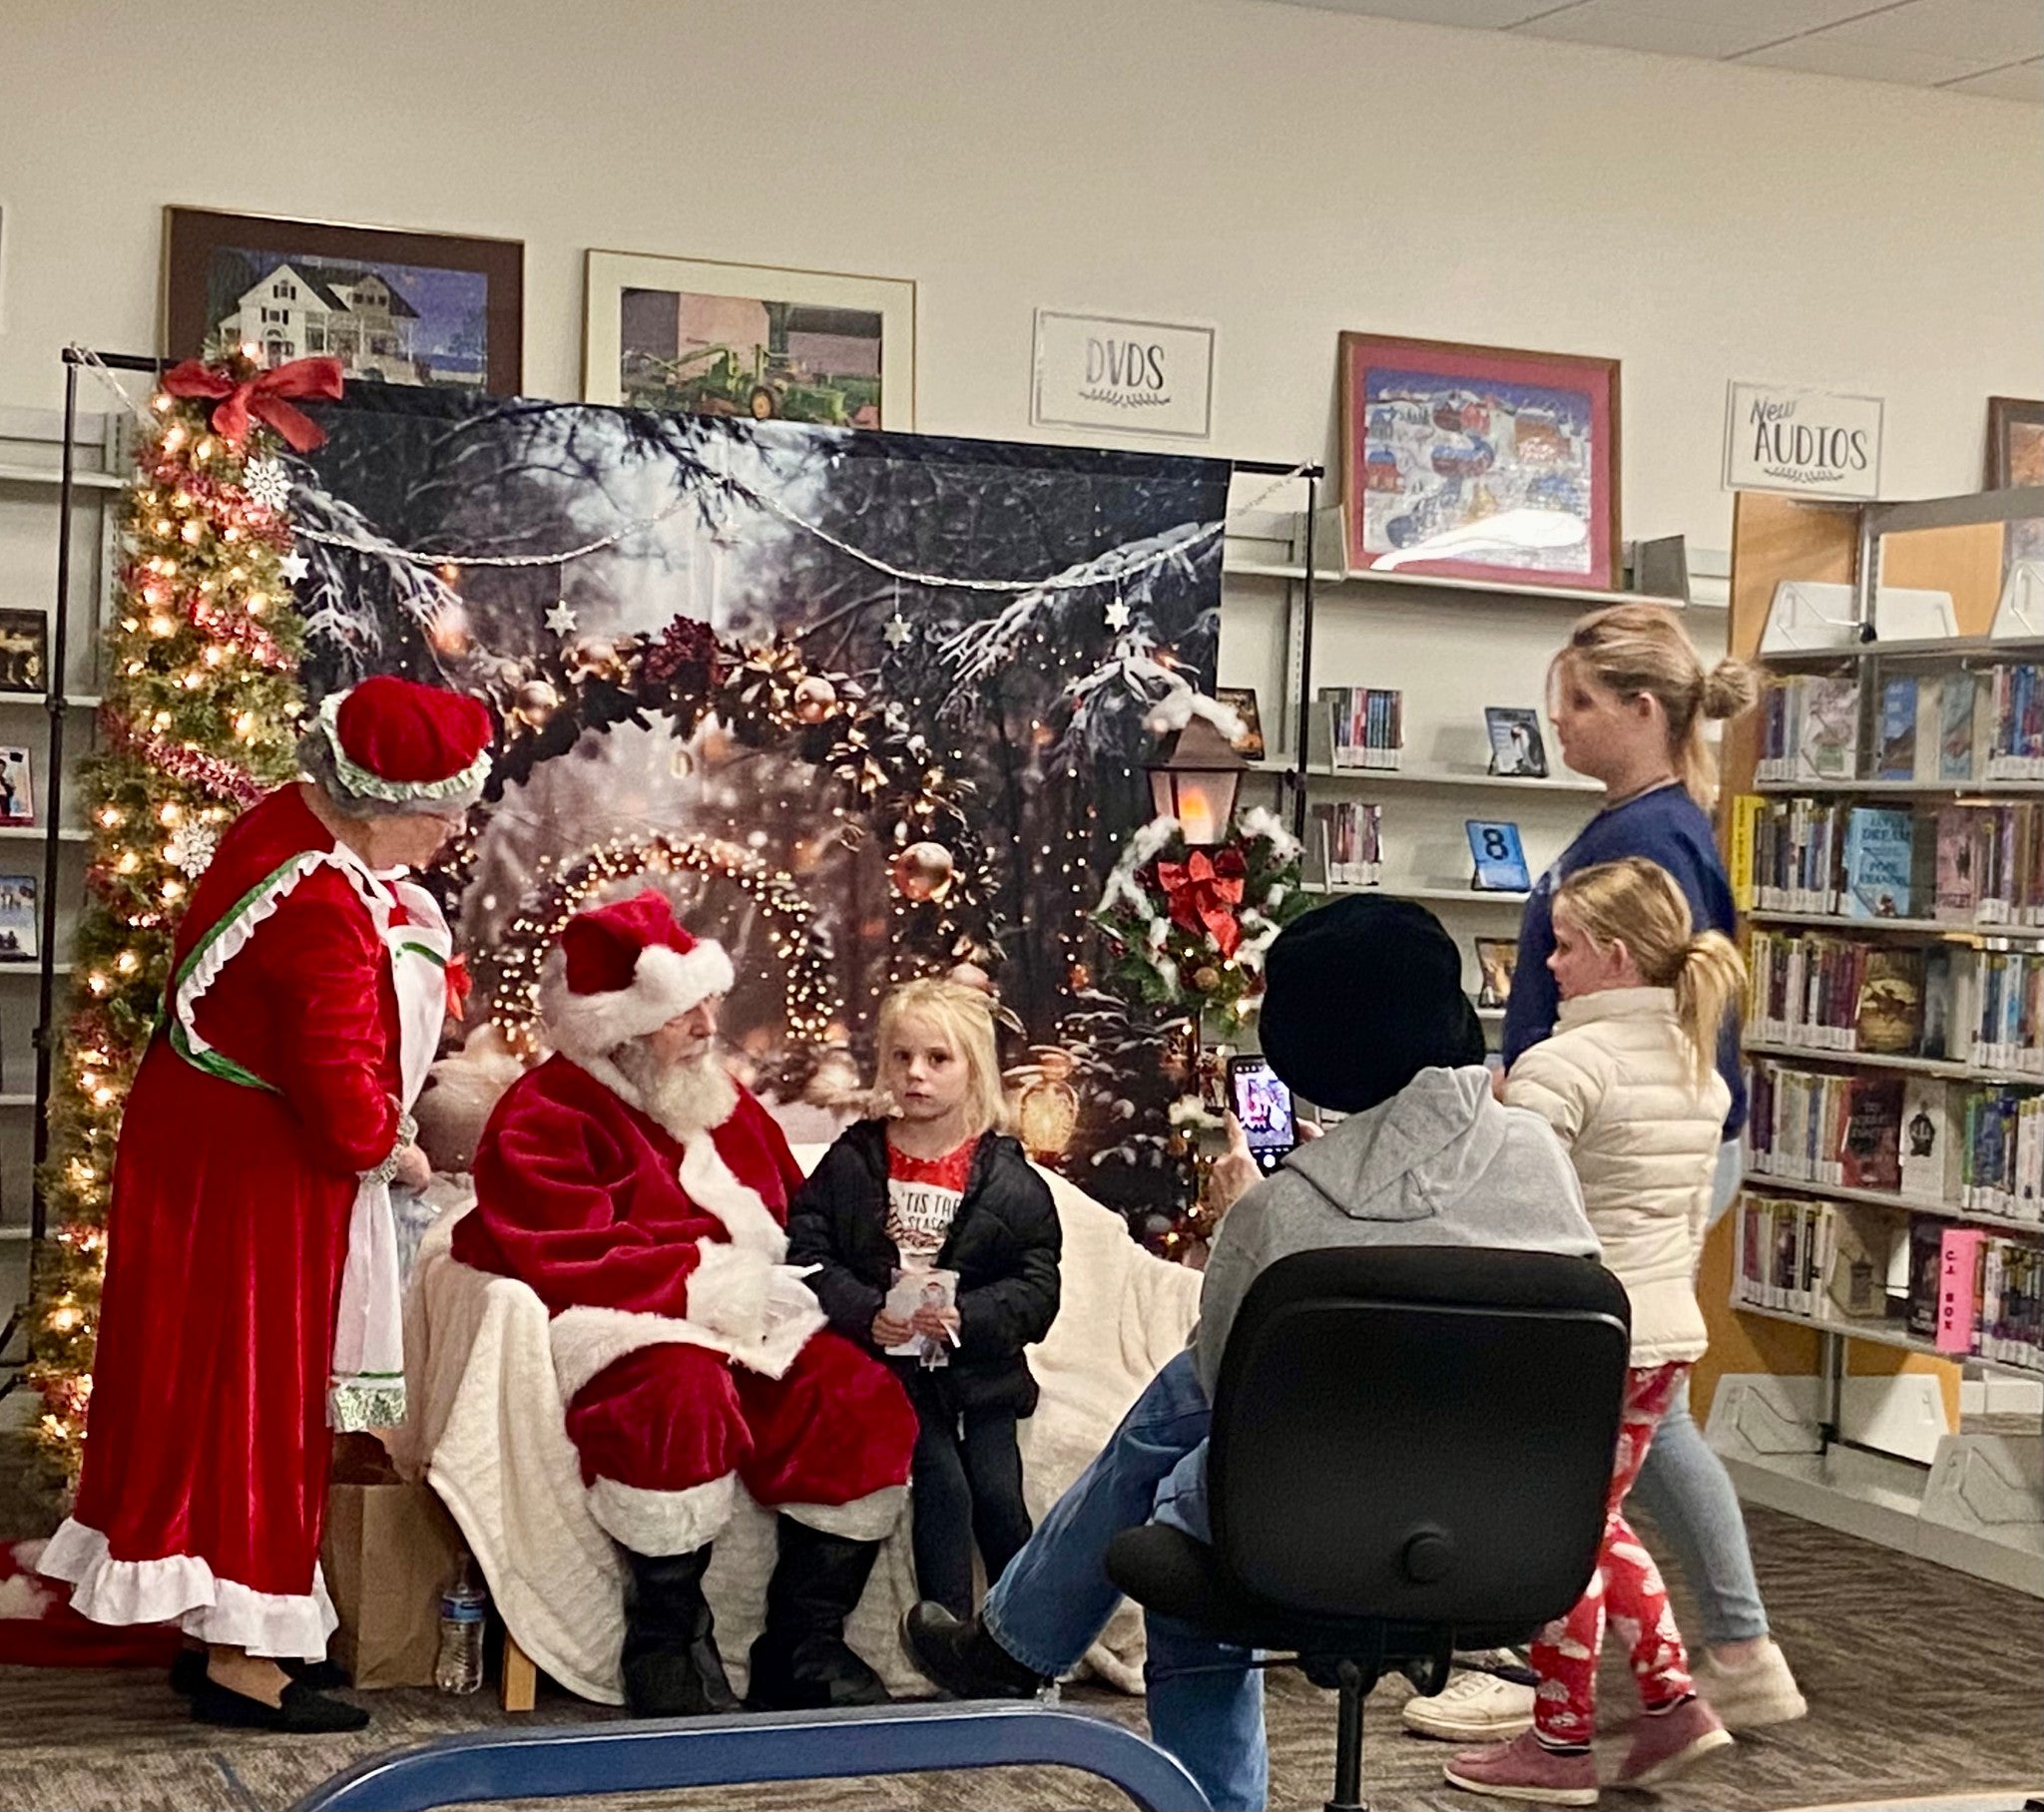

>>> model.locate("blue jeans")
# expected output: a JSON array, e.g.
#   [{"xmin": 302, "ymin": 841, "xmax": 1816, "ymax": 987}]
[
  {"xmin": 981, "ymin": 1351, "xmax": 1267, "ymax": 1812},
  {"xmin": 1628, "ymin": 1137, "xmax": 1771, "ymax": 1648}
]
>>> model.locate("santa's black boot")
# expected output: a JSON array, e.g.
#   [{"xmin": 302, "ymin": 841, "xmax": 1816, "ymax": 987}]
[
  {"xmin": 745, "ymin": 1517, "xmax": 890, "ymax": 1710},
  {"xmin": 621, "ymin": 1547, "xmax": 741, "ymax": 1717}
]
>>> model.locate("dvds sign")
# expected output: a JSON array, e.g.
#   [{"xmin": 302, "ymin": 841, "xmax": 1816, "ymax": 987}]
[
  {"xmin": 1032, "ymin": 309, "xmax": 1216, "ymax": 440},
  {"xmin": 1724, "ymin": 381, "xmax": 1884, "ymax": 501}
]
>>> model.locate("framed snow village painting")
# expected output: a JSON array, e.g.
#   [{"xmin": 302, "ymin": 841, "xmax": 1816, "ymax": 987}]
[{"xmin": 1338, "ymin": 332, "xmax": 1621, "ymax": 591}]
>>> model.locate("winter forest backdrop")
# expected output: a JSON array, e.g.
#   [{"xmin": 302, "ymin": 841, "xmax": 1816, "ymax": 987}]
[{"xmin": 293, "ymin": 390, "xmax": 1230, "ymax": 1223}]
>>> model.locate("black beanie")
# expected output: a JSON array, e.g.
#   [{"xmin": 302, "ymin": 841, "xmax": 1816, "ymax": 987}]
[{"xmin": 1258, "ymin": 894, "xmax": 1486, "ymax": 1114}]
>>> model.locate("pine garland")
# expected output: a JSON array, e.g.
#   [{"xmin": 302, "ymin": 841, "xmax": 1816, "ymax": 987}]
[{"xmin": 27, "ymin": 353, "xmax": 309, "ymax": 1482}]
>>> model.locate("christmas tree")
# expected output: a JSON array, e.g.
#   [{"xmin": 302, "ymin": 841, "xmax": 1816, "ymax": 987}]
[{"xmin": 28, "ymin": 352, "xmax": 312, "ymax": 1482}]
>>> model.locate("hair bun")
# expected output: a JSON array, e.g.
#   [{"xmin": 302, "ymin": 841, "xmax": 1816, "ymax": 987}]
[{"xmin": 1701, "ymin": 659, "xmax": 1759, "ymax": 721}]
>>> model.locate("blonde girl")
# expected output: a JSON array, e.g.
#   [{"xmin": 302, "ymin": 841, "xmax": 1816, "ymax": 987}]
[
  {"xmin": 786, "ymin": 979, "xmax": 1061, "ymax": 1617},
  {"xmin": 1447, "ymin": 858, "xmax": 1745, "ymax": 1805}
]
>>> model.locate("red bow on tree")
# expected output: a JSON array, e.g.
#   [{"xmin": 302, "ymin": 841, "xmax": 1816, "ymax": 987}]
[
  {"xmin": 1157, "ymin": 847, "xmax": 1247, "ymax": 960},
  {"xmin": 161, "ymin": 356, "xmax": 345, "ymax": 452}
]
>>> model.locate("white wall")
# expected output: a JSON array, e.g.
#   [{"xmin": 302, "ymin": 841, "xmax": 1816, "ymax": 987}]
[{"xmin": 2, "ymin": 0, "xmax": 2040, "ymax": 543}]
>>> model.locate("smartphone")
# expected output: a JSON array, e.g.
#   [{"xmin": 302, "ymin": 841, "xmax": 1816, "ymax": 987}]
[{"xmin": 1226, "ymin": 1056, "xmax": 1297, "ymax": 1174}]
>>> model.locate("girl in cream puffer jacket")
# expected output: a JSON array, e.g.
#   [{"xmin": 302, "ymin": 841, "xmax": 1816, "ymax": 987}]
[{"xmin": 1447, "ymin": 856, "xmax": 1746, "ymax": 1807}]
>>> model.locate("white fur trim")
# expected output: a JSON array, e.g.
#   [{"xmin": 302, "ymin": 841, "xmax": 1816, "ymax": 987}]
[
  {"xmin": 39, "ymin": 1518, "xmax": 338, "ymax": 1660},
  {"xmin": 678, "ymin": 1133, "xmax": 787, "ymax": 1259},
  {"xmin": 780, "ymin": 1486, "xmax": 909, "ymax": 1544},
  {"xmin": 541, "ymin": 940, "xmax": 735, "ymax": 1061},
  {"xmin": 587, "ymin": 1473, "xmax": 737, "ymax": 1557}
]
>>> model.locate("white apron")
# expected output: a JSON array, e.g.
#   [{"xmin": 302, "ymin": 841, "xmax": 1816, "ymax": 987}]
[{"xmin": 327, "ymin": 877, "xmax": 450, "ymax": 1431}]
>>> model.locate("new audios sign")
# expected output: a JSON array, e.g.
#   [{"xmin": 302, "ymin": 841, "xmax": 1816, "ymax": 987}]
[
  {"xmin": 1032, "ymin": 310, "xmax": 1216, "ymax": 440},
  {"xmin": 1723, "ymin": 380, "xmax": 1884, "ymax": 502}
]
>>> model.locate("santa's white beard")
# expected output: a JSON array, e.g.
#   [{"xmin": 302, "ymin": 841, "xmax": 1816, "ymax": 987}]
[{"xmin": 609, "ymin": 1042, "xmax": 740, "ymax": 1141}]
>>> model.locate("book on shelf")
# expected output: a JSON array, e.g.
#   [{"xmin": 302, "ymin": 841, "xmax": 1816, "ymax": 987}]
[
  {"xmin": 1465, "ymin": 820, "xmax": 1531, "ymax": 893},
  {"xmin": 0, "ymin": 874, "xmax": 36, "ymax": 962},
  {"xmin": 1729, "ymin": 793, "xmax": 1762, "ymax": 913},
  {"xmin": 0, "ymin": 747, "xmax": 32, "ymax": 828},
  {"xmin": 1311, "ymin": 800, "xmax": 1381, "ymax": 887},
  {"xmin": 1900, "ymin": 1077, "xmax": 1960, "ymax": 1201},
  {"xmin": 1483, "ymin": 707, "xmax": 1548, "ymax": 778},
  {"xmin": 1876, "ymin": 677, "xmax": 1920, "ymax": 781},
  {"xmin": 1318, "ymin": 685, "xmax": 1403, "ymax": 770},
  {"xmin": 1747, "ymin": 1059, "xmax": 1903, "ymax": 1192},
  {"xmin": 1757, "ymin": 675, "xmax": 1859, "ymax": 783},
  {"xmin": 1214, "ymin": 686, "xmax": 1265, "ymax": 760},
  {"xmin": 1473, "ymin": 936, "xmax": 1517, "ymax": 1011},
  {"xmin": 1825, "ymin": 1201, "xmax": 1898, "ymax": 1319},
  {"xmin": 1906, "ymin": 1213, "xmax": 1949, "ymax": 1339},
  {"xmin": 1984, "ymin": 663, "xmax": 2044, "ymax": 781},
  {"xmin": 1936, "ymin": 1226, "xmax": 1987, "ymax": 1354},
  {"xmin": 1842, "ymin": 806, "xmax": 1913, "ymax": 919},
  {"xmin": 1744, "ymin": 930, "xmax": 1921, "ymax": 1053}
]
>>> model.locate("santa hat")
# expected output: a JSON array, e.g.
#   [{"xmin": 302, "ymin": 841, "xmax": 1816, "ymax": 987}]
[
  {"xmin": 540, "ymin": 889, "xmax": 736, "ymax": 1062},
  {"xmin": 318, "ymin": 676, "xmax": 493, "ymax": 810}
]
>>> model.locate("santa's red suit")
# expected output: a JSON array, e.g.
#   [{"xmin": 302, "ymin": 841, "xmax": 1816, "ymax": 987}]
[
  {"xmin": 42, "ymin": 678, "xmax": 492, "ymax": 1687},
  {"xmin": 452, "ymin": 890, "xmax": 915, "ymax": 1714}
]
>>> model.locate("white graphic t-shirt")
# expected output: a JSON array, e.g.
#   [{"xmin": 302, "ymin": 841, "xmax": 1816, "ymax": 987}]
[{"xmin": 884, "ymin": 1134, "xmax": 976, "ymax": 1265}]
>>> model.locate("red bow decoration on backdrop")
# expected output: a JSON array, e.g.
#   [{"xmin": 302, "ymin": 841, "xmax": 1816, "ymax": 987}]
[
  {"xmin": 443, "ymin": 953, "xmax": 474, "ymax": 1020},
  {"xmin": 161, "ymin": 355, "xmax": 345, "ymax": 452},
  {"xmin": 1156, "ymin": 847, "xmax": 1247, "ymax": 960}
]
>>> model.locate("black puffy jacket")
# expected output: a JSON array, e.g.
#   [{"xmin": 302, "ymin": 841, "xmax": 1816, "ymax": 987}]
[{"xmin": 785, "ymin": 1120, "xmax": 1061, "ymax": 1415}]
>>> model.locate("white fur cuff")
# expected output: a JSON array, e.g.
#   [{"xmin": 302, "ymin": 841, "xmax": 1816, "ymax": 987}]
[{"xmin": 588, "ymin": 1473, "xmax": 736, "ymax": 1557}]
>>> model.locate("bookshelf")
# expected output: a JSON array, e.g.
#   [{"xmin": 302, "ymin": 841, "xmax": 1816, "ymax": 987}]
[
  {"xmin": 0, "ymin": 402, "xmax": 123, "ymax": 1379},
  {"xmin": 1217, "ymin": 483, "xmax": 1733, "ymax": 1041},
  {"xmin": 1713, "ymin": 487, "xmax": 2044, "ymax": 1597}
]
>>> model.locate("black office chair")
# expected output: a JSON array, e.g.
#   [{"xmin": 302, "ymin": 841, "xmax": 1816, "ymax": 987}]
[{"xmin": 1106, "ymin": 1244, "xmax": 1632, "ymax": 1812}]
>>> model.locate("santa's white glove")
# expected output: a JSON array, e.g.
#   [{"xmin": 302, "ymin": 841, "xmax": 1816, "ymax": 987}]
[
  {"xmin": 686, "ymin": 1243, "xmax": 775, "ymax": 1343},
  {"xmin": 763, "ymin": 1262, "xmax": 822, "ymax": 1335}
]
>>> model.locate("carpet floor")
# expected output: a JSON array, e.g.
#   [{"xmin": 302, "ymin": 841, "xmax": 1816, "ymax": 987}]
[{"xmin": 1, "ymin": 1507, "xmax": 2037, "ymax": 1812}]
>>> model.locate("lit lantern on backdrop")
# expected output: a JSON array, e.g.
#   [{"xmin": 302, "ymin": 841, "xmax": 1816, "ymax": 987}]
[{"xmin": 1143, "ymin": 710, "xmax": 1246, "ymax": 848}]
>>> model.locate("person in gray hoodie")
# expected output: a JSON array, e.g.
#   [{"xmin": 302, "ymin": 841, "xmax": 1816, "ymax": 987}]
[{"xmin": 902, "ymin": 894, "xmax": 1598, "ymax": 1812}]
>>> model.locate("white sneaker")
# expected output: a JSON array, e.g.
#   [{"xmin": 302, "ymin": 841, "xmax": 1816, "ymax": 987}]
[
  {"xmin": 1401, "ymin": 1664, "xmax": 1537, "ymax": 1741},
  {"xmin": 1695, "ymin": 1639, "xmax": 1807, "ymax": 1730}
]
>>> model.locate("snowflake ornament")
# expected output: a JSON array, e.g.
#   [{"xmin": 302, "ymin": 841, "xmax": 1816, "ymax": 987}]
[
  {"xmin": 244, "ymin": 457, "xmax": 291, "ymax": 513},
  {"xmin": 882, "ymin": 612, "xmax": 913, "ymax": 649},
  {"xmin": 165, "ymin": 820, "xmax": 220, "ymax": 878},
  {"xmin": 279, "ymin": 549, "xmax": 310, "ymax": 583},
  {"xmin": 1103, "ymin": 594, "xmax": 1132, "ymax": 632}
]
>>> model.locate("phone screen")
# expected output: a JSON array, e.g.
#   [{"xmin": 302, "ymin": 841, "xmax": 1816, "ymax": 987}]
[{"xmin": 1227, "ymin": 1058, "xmax": 1296, "ymax": 1173}]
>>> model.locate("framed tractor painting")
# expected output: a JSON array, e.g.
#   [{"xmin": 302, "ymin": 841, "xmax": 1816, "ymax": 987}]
[{"xmin": 583, "ymin": 250, "xmax": 916, "ymax": 429}]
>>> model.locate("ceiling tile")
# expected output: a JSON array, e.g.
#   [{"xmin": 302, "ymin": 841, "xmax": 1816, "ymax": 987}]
[
  {"xmin": 1942, "ymin": 53, "xmax": 2044, "ymax": 97},
  {"xmin": 1511, "ymin": 2, "xmax": 1775, "ymax": 57},
  {"xmin": 1815, "ymin": 0, "xmax": 2044, "ymax": 60},
  {"xmin": 1740, "ymin": 34, "xmax": 2004, "ymax": 82},
  {"xmin": 1255, "ymin": 0, "xmax": 1556, "ymax": 23}
]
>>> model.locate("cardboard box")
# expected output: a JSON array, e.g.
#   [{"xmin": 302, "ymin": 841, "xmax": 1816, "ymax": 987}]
[{"xmin": 321, "ymin": 1436, "xmax": 467, "ymax": 1689}]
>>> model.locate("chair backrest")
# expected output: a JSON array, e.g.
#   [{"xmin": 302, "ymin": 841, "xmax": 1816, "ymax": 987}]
[{"xmin": 1208, "ymin": 1244, "xmax": 1631, "ymax": 1630}]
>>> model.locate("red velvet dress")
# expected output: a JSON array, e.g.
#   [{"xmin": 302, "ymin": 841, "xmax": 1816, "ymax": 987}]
[
  {"xmin": 455, "ymin": 1056, "xmax": 915, "ymax": 1557},
  {"xmin": 41, "ymin": 785, "xmax": 404, "ymax": 1658}
]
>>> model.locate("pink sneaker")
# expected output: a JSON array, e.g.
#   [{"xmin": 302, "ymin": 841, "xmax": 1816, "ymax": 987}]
[
  {"xmin": 1443, "ymin": 1729, "xmax": 1598, "ymax": 1806},
  {"xmin": 1615, "ymin": 1694, "xmax": 1735, "ymax": 1787}
]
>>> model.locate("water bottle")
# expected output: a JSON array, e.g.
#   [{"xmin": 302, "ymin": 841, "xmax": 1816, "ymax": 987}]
[{"xmin": 434, "ymin": 1554, "xmax": 487, "ymax": 1695}]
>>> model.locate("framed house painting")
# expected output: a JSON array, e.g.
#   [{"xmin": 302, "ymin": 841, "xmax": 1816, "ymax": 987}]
[
  {"xmin": 1338, "ymin": 333, "xmax": 1621, "ymax": 591},
  {"xmin": 163, "ymin": 207, "xmax": 525, "ymax": 396},
  {"xmin": 584, "ymin": 250, "xmax": 915, "ymax": 429}
]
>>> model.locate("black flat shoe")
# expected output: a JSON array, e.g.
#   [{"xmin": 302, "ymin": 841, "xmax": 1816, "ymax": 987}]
[
  {"xmin": 192, "ymin": 1676, "xmax": 369, "ymax": 1733},
  {"xmin": 172, "ymin": 1651, "xmax": 350, "ymax": 1696}
]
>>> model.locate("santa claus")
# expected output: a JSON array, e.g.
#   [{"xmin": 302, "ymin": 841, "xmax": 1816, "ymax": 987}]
[{"xmin": 452, "ymin": 890, "xmax": 916, "ymax": 1715}]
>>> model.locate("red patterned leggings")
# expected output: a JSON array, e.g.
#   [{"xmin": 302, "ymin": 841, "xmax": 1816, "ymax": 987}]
[{"xmin": 1531, "ymin": 1360, "xmax": 1694, "ymax": 1746}]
